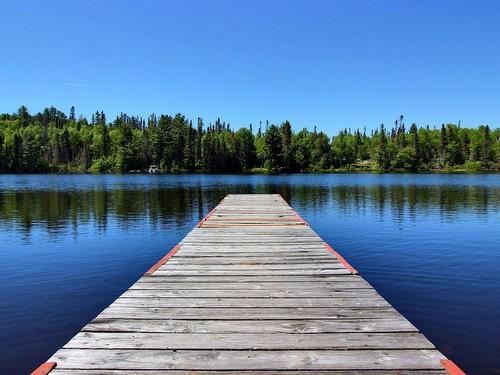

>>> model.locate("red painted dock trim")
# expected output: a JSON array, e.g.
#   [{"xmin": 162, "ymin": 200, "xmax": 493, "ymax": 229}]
[
  {"xmin": 145, "ymin": 244, "xmax": 182, "ymax": 275},
  {"xmin": 277, "ymin": 194, "xmax": 309, "ymax": 226},
  {"xmin": 291, "ymin": 207, "xmax": 308, "ymax": 226},
  {"xmin": 441, "ymin": 359, "xmax": 467, "ymax": 375},
  {"xmin": 196, "ymin": 194, "xmax": 229, "ymax": 228},
  {"xmin": 323, "ymin": 242, "xmax": 358, "ymax": 274},
  {"xmin": 31, "ymin": 362, "xmax": 56, "ymax": 375},
  {"xmin": 196, "ymin": 207, "xmax": 216, "ymax": 228}
]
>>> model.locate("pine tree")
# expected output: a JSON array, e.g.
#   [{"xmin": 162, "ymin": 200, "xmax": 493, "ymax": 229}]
[
  {"xmin": 409, "ymin": 123, "xmax": 420, "ymax": 171},
  {"xmin": 9, "ymin": 133, "xmax": 22, "ymax": 172},
  {"xmin": 17, "ymin": 106, "xmax": 30, "ymax": 127},
  {"xmin": 440, "ymin": 124, "xmax": 448, "ymax": 159},
  {"xmin": 354, "ymin": 129, "xmax": 362, "ymax": 160},
  {"xmin": 0, "ymin": 104, "xmax": 498, "ymax": 174},
  {"xmin": 481, "ymin": 125, "xmax": 494, "ymax": 164},
  {"xmin": 195, "ymin": 118, "xmax": 203, "ymax": 169},
  {"xmin": 69, "ymin": 106, "xmax": 76, "ymax": 121},
  {"xmin": 265, "ymin": 124, "xmax": 282, "ymax": 169},
  {"xmin": 280, "ymin": 121, "xmax": 293, "ymax": 170},
  {"xmin": 376, "ymin": 124, "xmax": 388, "ymax": 171},
  {"xmin": 183, "ymin": 125, "xmax": 195, "ymax": 171},
  {"xmin": 95, "ymin": 111, "xmax": 101, "ymax": 125},
  {"xmin": 102, "ymin": 125, "xmax": 111, "ymax": 157},
  {"xmin": 21, "ymin": 132, "xmax": 41, "ymax": 172}
]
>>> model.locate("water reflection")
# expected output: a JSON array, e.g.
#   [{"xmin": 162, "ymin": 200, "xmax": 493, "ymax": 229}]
[
  {"xmin": 0, "ymin": 188, "xmax": 222, "ymax": 238},
  {"xmin": 1, "ymin": 183, "xmax": 498, "ymax": 238},
  {"xmin": 0, "ymin": 174, "xmax": 499, "ymax": 375}
]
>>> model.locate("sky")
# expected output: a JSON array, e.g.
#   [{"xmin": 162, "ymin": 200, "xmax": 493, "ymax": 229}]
[{"xmin": 0, "ymin": 0, "xmax": 499, "ymax": 134}]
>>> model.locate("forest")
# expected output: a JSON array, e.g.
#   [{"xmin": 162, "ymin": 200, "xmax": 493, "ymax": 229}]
[{"xmin": 0, "ymin": 106, "xmax": 498, "ymax": 173}]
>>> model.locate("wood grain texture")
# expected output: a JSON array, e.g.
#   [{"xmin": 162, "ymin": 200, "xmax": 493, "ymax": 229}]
[
  {"xmin": 64, "ymin": 332, "xmax": 435, "ymax": 349},
  {"xmin": 50, "ymin": 349, "xmax": 445, "ymax": 370},
  {"xmin": 83, "ymin": 318, "xmax": 419, "ymax": 333},
  {"xmin": 41, "ymin": 194, "xmax": 450, "ymax": 373}
]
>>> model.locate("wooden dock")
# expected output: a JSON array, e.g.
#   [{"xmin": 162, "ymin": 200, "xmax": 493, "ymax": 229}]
[{"xmin": 35, "ymin": 194, "xmax": 464, "ymax": 374}]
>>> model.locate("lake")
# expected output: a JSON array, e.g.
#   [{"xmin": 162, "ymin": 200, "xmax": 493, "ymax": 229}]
[{"xmin": 0, "ymin": 173, "xmax": 499, "ymax": 374}]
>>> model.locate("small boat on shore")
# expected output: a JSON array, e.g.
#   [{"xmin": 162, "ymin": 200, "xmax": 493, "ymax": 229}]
[{"xmin": 148, "ymin": 165, "xmax": 160, "ymax": 174}]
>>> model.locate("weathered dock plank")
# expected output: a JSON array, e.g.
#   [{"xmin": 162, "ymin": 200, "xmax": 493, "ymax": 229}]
[
  {"xmin": 49, "ymin": 348, "xmax": 445, "ymax": 370},
  {"xmin": 64, "ymin": 332, "xmax": 435, "ymax": 350},
  {"xmin": 131, "ymin": 280, "xmax": 372, "ymax": 289},
  {"xmin": 35, "ymin": 194, "xmax": 460, "ymax": 374},
  {"xmin": 97, "ymin": 306, "xmax": 405, "ymax": 320},
  {"xmin": 83, "ymin": 318, "xmax": 419, "ymax": 333}
]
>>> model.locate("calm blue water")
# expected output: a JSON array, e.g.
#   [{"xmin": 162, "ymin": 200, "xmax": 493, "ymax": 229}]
[{"xmin": 0, "ymin": 174, "xmax": 499, "ymax": 374}]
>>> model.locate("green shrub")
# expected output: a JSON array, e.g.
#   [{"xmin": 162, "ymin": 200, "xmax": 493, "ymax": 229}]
[{"xmin": 90, "ymin": 158, "xmax": 115, "ymax": 173}]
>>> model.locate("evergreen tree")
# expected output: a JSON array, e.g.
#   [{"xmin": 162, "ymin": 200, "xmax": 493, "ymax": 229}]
[
  {"xmin": 17, "ymin": 106, "xmax": 30, "ymax": 127},
  {"xmin": 69, "ymin": 106, "xmax": 76, "ymax": 121},
  {"xmin": 409, "ymin": 123, "xmax": 420, "ymax": 170},
  {"xmin": 9, "ymin": 133, "xmax": 23, "ymax": 172},
  {"xmin": 183, "ymin": 123, "xmax": 195, "ymax": 171},
  {"xmin": 376, "ymin": 124, "xmax": 389, "ymax": 171},
  {"xmin": 0, "ymin": 106, "xmax": 498, "ymax": 173},
  {"xmin": 235, "ymin": 128, "xmax": 255, "ymax": 170},
  {"xmin": 280, "ymin": 121, "xmax": 293, "ymax": 170},
  {"xmin": 195, "ymin": 118, "xmax": 203, "ymax": 169},
  {"xmin": 481, "ymin": 125, "xmax": 494, "ymax": 164},
  {"xmin": 21, "ymin": 132, "xmax": 41, "ymax": 172},
  {"xmin": 264, "ymin": 124, "xmax": 282, "ymax": 169},
  {"xmin": 439, "ymin": 124, "xmax": 448, "ymax": 165}
]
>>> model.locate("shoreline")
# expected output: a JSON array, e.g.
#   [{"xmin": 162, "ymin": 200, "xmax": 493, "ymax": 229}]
[{"xmin": 1, "ymin": 169, "xmax": 499, "ymax": 175}]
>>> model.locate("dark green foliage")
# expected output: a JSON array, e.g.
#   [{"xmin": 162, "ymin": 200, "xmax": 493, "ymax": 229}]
[
  {"xmin": 409, "ymin": 123, "xmax": 420, "ymax": 171},
  {"xmin": 235, "ymin": 128, "xmax": 256, "ymax": 170},
  {"xmin": 376, "ymin": 124, "xmax": 389, "ymax": 171},
  {"xmin": 0, "ymin": 106, "xmax": 498, "ymax": 173},
  {"xmin": 69, "ymin": 106, "xmax": 76, "ymax": 121},
  {"xmin": 264, "ymin": 125, "xmax": 282, "ymax": 170},
  {"xmin": 280, "ymin": 121, "xmax": 293, "ymax": 170},
  {"xmin": 481, "ymin": 125, "xmax": 494, "ymax": 165}
]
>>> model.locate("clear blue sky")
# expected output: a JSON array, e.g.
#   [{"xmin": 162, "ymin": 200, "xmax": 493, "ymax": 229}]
[{"xmin": 1, "ymin": 0, "xmax": 499, "ymax": 133}]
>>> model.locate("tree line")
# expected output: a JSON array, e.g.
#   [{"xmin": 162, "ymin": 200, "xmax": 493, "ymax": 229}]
[{"xmin": 0, "ymin": 106, "xmax": 498, "ymax": 173}]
